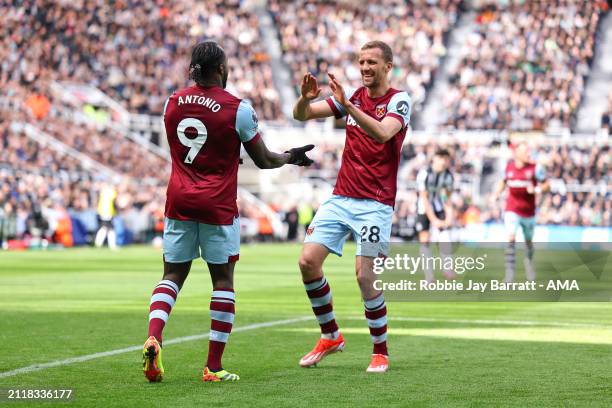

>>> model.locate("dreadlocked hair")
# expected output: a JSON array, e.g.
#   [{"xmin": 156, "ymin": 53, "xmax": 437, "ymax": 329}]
[{"xmin": 189, "ymin": 41, "xmax": 226, "ymax": 84}]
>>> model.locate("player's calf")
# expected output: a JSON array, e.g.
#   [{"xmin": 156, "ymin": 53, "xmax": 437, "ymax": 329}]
[
  {"xmin": 419, "ymin": 242, "xmax": 435, "ymax": 282},
  {"xmin": 303, "ymin": 276, "xmax": 340, "ymax": 340},
  {"xmin": 524, "ymin": 241, "xmax": 536, "ymax": 281},
  {"xmin": 206, "ymin": 288, "xmax": 235, "ymax": 371},
  {"xmin": 299, "ymin": 275, "xmax": 344, "ymax": 367},
  {"xmin": 504, "ymin": 240, "xmax": 516, "ymax": 283},
  {"xmin": 364, "ymin": 293, "xmax": 389, "ymax": 373},
  {"xmin": 364, "ymin": 292, "xmax": 388, "ymax": 356},
  {"xmin": 148, "ymin": 279, "xmax": 180, "ymax": 344}
]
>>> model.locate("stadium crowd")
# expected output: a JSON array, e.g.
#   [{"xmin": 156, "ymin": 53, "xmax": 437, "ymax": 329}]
[
  {"xmin": 1, "ymin": 0, "xmax": 610, "ymax": 249},
  {"xmin": 0, "ymin": 0, "xmax": 281, "ymax": 119},
  {"xmin": 0, "ymin": 113, "xmax": 167, "ymax": 248},
  {"xmin": 2, "ymin": 80, "xmax": 170, "ymax": 182},
  {"xmin": 2, "ymin": 0, "xmax": 609, "ymax": 128},
  {"xmin": 270, "ymin": 0, "xmax": 462, "ymax": 111},
  {"xmin": 2, "ymin": 125, "xmax": 609, "ymax": 249},
  {"xmin": 444, "ymin": 0, "xmax": 606, "ymax": 130}
]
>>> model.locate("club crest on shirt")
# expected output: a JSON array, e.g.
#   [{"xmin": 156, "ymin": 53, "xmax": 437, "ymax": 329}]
[
  {"xmin": 306, "ymin": 227, "xmax": 314, "ymax": 236},
  {"xmin": 375, "ymin": 104, "xmax": 386, "ymax": 118}
]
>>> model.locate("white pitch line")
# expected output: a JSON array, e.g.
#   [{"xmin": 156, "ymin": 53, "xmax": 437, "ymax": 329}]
[
  {"xmin": 0, "ymin": 316, "xmax": 311, "ymax": 379},
  {"xmin": 347, "ymin": 316, "xmax": 612, "ymax": 329}
]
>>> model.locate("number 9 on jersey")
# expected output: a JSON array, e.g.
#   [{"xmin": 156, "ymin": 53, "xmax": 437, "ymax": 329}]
[{"xmin": 177, "ymin": 118, "xmax": 208, "ymax": 164}]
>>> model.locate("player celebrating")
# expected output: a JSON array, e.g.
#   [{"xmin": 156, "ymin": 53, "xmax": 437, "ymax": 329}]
[
  {"xmin": 143, "ymin": 41, "xmax": 315, "ymax": 383},
  {"xmin": 492, "ymin": 141, "xmax": 548, "ymax": 282},
  {"xmin": 293, "ymin": 41, "xmax": 412, "ymax": 373},
  {"xmin": 415, "ymin": 149, "xmax": 455, "ymax": 282}
]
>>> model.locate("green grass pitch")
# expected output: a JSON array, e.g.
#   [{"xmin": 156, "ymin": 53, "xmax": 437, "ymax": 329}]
[{"xmin": 1, "ymin": 244, "xmax": 611, "ymax": 407}]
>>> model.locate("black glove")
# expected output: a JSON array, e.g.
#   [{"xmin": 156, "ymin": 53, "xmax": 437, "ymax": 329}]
[{"xmin": 286, "ymin": 144, "xmax": 315, "ymax": 167}]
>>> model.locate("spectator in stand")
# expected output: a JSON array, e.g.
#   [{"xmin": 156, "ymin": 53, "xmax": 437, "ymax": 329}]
[
  {"xmin": 270, "ymin": 0, "xmax": 461, "ymax": 112},
  {"xmin": 444, "ymin": 0, "xmax": 605, "ymax": 130},
  {"xmin": 0, "ymin": 114, "xmax": 167, "ymax": 248},
  {"xmin": 284, "ymin": 206, "xmax": 299, "ymax": 241},
  {"xmin": 0, "ymin": 0, "xmax": 281, "ymax": 119}
]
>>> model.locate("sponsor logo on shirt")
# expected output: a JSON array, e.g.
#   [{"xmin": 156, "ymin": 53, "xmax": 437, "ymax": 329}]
[
  {"xmin": 507, "ymin": 180, "xmax": 532, "ymax": 188},
  {"xmin": 347, "ymin": 115, "xmax": 360, "ymax": 127},
  {"xmin": 396, "ymin": 100, "xmax": 409, "ymax": 116}
]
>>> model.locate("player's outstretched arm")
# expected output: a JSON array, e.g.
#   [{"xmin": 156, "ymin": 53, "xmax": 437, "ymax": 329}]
[
  {"xmin": 328, "ymin": 73, "xmax": 402, "ymax": 143},
  {"xmin": 244, "ymin": 138, "xmax": 314, "ymax": 169},
  {"xmin": 237, "ymin": 99, "xmax": 314, "ymax": 168},
  {"xmin": 293, "ymin": 73, "xmax": 335, "ymax": 121}
]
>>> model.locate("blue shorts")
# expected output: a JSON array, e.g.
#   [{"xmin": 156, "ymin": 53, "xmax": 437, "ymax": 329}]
[
  {"xmin": 304, "ymin": 195, "xmax": 393, "ymax": 257},
  {"xmin": 503, "ymin": 211, "xmax": 535, "ymax": 241},
  {"xmin": 163, "ymin": 217, "xmax": 240, "ymax": 264}
]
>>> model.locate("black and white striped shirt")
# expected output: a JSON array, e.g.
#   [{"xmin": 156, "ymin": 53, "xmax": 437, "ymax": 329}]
[{"xmin": 416, "ymin": 167, "xmax": 454, "ymax": 214}]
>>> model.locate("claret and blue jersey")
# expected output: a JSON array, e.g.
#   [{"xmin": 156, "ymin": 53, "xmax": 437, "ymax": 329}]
[
  {"xmin": 162, "ymin": 84, "xmax": 261, "ymax": 264},
  {"xmin": 305, "ymin": 86, "xmax": 412, "ymax": 257}
]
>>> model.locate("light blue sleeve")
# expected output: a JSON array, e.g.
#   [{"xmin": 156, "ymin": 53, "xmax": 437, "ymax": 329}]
[
  {"xmin": 235, "ymin": 100, "xmax": 259, "ymax": 143},
  {"xmin": 327, "ymin": 87, "xmax": 357, "ymax": 118},
  {"xmin": 387, "ymin": 91, "xmax": 412, "ymax": 128},
  {"xmin": 535, "ymin": 164, "xmax": 546, "ymax": 181}
]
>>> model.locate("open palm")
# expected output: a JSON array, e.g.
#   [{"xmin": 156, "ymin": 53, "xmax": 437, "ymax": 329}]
[{"xmin": 301, "ymin": 73, "xmax": 322, "ymax": 100}]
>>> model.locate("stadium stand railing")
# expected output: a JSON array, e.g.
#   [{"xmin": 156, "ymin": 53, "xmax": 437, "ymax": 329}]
[{"xmin": 11, "ymin": 122, "xmax": 120, "ymax": 180}]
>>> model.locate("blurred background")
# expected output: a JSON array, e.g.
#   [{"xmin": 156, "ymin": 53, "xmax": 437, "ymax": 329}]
[{"xmin": 0, "ymin": 0, "xmax": 610, "ymax": 250}]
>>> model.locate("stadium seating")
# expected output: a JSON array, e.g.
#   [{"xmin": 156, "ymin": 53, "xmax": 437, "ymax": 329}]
[
  {"xmin": 0, "ymin": 0, "xmax": 281, "ymax": 119},
  {"xmin": 1, "ymin": 0, "xmax": 609, "ymax": 248},
  {"xmin": 443, "ymin": 0, "xmax": 606, "ymax": 130},
  {"xmin": 269, "ymin": 0, "xmax": 462, "ymax": 110},
  {"xmin": 0, "ymin": 111, "xmax": 166, "ymax": 245}
]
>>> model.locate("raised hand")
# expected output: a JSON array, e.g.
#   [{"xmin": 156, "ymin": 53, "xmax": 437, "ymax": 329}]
[
  {"xmin": 301, "ymin": 73, "xmax": 322, "ymax": 100},
  {"xmin": 327, "ymin": 73, "xmax": 346, "ymax": 107}
]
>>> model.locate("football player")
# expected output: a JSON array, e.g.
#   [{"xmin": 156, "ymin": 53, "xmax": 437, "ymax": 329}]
[
  {"xmin": 143, "ymin": 41, "xmax": 315, "ymax": 383},
  {"xmin": 414, "ymin": 148, "xmax": 455, "ymax": 282},
  {"xmin": 492, "ymin": 141, "xmax": 549, "ymax": 282},
  {"xmin": 293, "ymin": 41, "xmax": 412, "ymax": 373}
]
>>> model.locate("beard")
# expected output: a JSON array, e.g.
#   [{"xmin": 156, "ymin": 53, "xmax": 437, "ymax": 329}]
[{"xmin": 362, "ymin": 72, "xmax": 381, "ymax": 87}]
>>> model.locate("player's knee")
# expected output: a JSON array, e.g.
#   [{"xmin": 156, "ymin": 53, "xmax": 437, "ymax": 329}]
[{"xmin": 298, "ymin": 254, "xmax": 321, "ymax": 276}]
